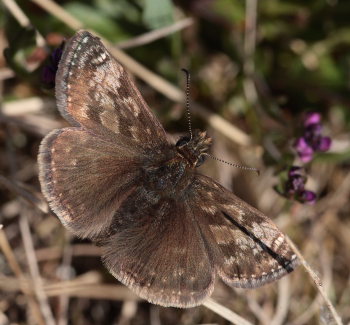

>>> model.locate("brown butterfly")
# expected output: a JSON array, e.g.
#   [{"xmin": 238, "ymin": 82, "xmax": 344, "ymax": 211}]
[{"xmin": 38, "ymin": 30, "xmax": 298, "ymax": 308}]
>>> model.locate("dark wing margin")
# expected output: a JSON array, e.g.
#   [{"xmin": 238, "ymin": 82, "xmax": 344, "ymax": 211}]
[
  {"xmin": 192, "ymin": 175, "xmax": 299, "ymax": 289},
  {"xmin": 55, "ymin": 30, "xmax": 167, "ymax": 147}
]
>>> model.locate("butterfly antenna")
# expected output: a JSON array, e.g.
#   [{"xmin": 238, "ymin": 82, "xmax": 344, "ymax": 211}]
[
  {"xmin": 208, "ymin": 154, "xmax": 260, "ymax": 176},
  {"xmin": 181, "ymin": 68, "xmax": 193, "ymax": 140}
]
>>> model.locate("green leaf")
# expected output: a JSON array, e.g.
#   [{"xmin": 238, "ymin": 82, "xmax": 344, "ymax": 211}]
[
  {"xmin": 3, "ymin": 25, "xmax": 37, "ymax": 77},
  {"xmin": 213, "ymin": 0, "xmax": 245, "ymax": 23},
  {"xmin": 64, "ymin": 2, "xmax": 130, "ymax": 42},
  {"xmin": 94, "ymin": 0, "xmax": 142, "ymax": 22},
  {"xmin": 143, "ymin": 0, "xmax": 174, "ymax": 29},
  {"xmin": 314, "ymin": 150, "xmax": 350, "ymax": 163}
]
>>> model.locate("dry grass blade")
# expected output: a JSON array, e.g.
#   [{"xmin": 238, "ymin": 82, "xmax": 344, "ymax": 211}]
[
  {"xmin": 35, "ymin": 244, "xmax": 102, "ymax": 262},
  {"xmin": 0, "ymin": 272, "xmax": 139, "ymax": 301},
  {"xmin": 2, "ymin": 0, "xmax": 45, "ymax": 47},
  {"xmin": 31, "ymin": 0, "xmax": 83, "ymax": 30},
  {"xmin": 118, "ymin": 300, "xmax": 138, "ymax": 325},
  {"xmin": 45, "ymin": 283, "xmax": 140, "ymax": 301},
  {"xmin": 0, "ymin": 68, "xmax": 15, "ymax": 80},
  {"xmin": 0, "ymin": 225, "xmax": 46, "ymax": 325},
  {"xmin": 270, "ymin": 277, "xmax": 290, "ymax": 325},
  {"xmin": 2, "ymin": 97, "xmax": 55, "ymax": 116},
  {"xmin": 290, "ymin": 295, "xmax": 323, "ymax": 325},
  {"xmin": 0, "ymin": 175, "xmax": 48, "ymax": 213},
  {"xmin": 117, "ymin": 17, "xmax": 194, "ymax": 49},
  {"xmin": 19, "ymin": 211, "xmax": 55, "ymax": 325},
  {"xmin": 0, "ymin": 113, "xmax": 62, "ymax": 136},
  {"xmin": 246, "ymin": 292, "xmax": 271, "ymax": 324},
  {"xmin": 57, "ymin": 233, "xmax": 73, "ymax": 325},
  {"xmin": 203, "ymin": 298, "xmax": 254, "ymax": 325},
  {"xmin": 285, "ymin": 236, "xmax": 343, "ymax": 325},
  {"xmin": 2, "ymin": 0, "xmax": 31, "ymax": 28}
]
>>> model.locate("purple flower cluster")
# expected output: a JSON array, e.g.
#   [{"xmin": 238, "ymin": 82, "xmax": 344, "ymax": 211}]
[
  {"xmin": 285, "ymin": 166, "xmax": 316, "ymax": 204},
  {"xmin": 41, "ymin": 44, "xmax": 64, "ymax": 88},
  {"xmin": 294, "ymin": 112, "xmax": 331, "ymax": 162},
  {"xmin": 276, "ymin": 112, "xmax": 332, "ymax": 204}
]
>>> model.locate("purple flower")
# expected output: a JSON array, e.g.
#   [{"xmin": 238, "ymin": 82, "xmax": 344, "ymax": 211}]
[
  {"xmin": 300, "ymin": 190, "xmax": 316, "ymax": 204},
  {"xmin": 294, "ymin": 112, "xmax": 332, "ymax": 162},
  {"xmin": 304, "ymin": 112, "xmax": 321, "ymax": 127},
  {"xmin": 41, "ymin": 43, "xmax": 64, "ymax": 88},
  {"xmin": 284, "ymin": 166, "xmax": 316, "ymax": 204},
  {"xmin": 294, "ymin": 137, "xmax": 313, "ymax": 162},
  {"xmin": 318, "ymin": 137, "xmax": 332, "ymax": 151}
]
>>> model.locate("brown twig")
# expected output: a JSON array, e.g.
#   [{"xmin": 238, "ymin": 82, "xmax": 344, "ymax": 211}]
[
  {"xmin": 242, "ymin": 0, "xmax": 263, "ymax": 120},
  {"xmin": 0, "ymin": 68, "xmax": 15, "ymax": 80},
  {"xmin": 150, "ymin": 306, "xmax": 161, "ymax": 325},
  {"xmin": 2, "ymin": 0, "xmax": 45, "ymax": 47},
  {"xmin": 2, "ymin": 0, "xmax": 31, "ymax": 28},
  {"xmin": 243, "ymin": 0, "xmax": 257, "ymax": 77},
  {"xmin": 0, "ymin": 175, "xmax": 48, "ymax": 213},
  {"xmin": 285, "ymin": 235, "xmax": 343, "ymax": 325},
  {"xmin": 45, "ymin": 283, "xmax": 139, "ymax": 301},
  {"xmin": 0, "ymin": 225, "xmax": 46, "ymax": 325},
  {"xmin": 0, "ymin": 113, "xmax": 62, "ymax": 136},
  {"xmin": 2, "ymin": 97, "xmax": 56, "ymax": 116},
  {"xmin": 271, "ymin": 277, "xmax": 291, "ymax": 325},
  {"xmin": 203, "ymin": 298, "xmax": 253, "ymax": 325},
  {"xmin": 19, "ymin": 210, "xmax": 55, "ymax": 325},
  {"xmin": 35, "ymin": 244, "xmax": 102, "ymax": 262},
  {"xmin": 117, "ymin": 17, "xmax": 194, "ymax": 49},
  {"xmin": 245, "ymin": 291, "xmax": 271, "ymax": 325},
  {"xmin": 118, "ymin": 300, "xmax": 138, "ymax": 325},
  {"xmin": 57, "ymin": 233, "xmax": 73, "ymax": 325},
  {"xmin": 0, "ymin": 271, "xmax": 138, "ymax": 301}
]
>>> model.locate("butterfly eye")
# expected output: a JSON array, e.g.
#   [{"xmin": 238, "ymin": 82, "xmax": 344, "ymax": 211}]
[
  {"xmin": 176, "ymin": 136, "xmax": 190, "ymax": 147},
  {"xmin": 196, "ymin": 154, "xmax": 206, "ymax": 167}
]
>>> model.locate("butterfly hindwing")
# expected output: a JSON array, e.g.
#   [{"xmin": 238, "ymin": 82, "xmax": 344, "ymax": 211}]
[
  {"xmin": 100, "ymin": 186, "xmax": 215, "ymax": 308},
  {"xmin": 193, "ymin": 175, "xmax": 298, "ymax": 288}
]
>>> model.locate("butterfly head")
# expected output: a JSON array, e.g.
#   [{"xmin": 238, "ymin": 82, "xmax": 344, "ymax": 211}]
[{"xmin": 176, "ymin": 129, "xmax": 212, "ymax": 168}]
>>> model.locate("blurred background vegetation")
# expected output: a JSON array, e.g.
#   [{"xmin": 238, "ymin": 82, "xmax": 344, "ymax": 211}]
[{"xmin": 0, "ymin": 0, "xmax": 349, "ymax": 324}]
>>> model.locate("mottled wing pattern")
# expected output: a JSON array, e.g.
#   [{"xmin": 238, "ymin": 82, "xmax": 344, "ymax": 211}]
[
  {"xmin": 193, "ymin": 175, "xmax": 298, "ymax": 288},
  {"xmin": 55, "ymin": 30, "xmax": 167, "ymax": 147},
  {"xmin": 38, "ymin": 128, "xmax": 141, "ymax": 239},
  {"xmin": 39, "ymin": 30, "xmax": 169, "ymax": 238},
  {"xmin": 99, "ymin": 173, "xmax": 298, "ymax": 307},
  {"xmin": 100, "ymin": 186, "xmax": 215, "ymax": 308},
  {"xmin": 39, "ymin": 29, "xmax": 298, "ymax": 308}
]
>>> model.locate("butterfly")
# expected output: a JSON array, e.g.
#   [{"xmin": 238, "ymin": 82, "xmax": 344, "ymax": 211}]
[{"xmin": 38, "ymin": 30, "xmax": 298, "ymax": 308}]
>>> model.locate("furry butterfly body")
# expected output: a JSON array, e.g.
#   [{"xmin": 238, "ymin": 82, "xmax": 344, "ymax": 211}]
[{"xmin": 38, "ymin": 30, "xmax": 298, "ymax": 307}]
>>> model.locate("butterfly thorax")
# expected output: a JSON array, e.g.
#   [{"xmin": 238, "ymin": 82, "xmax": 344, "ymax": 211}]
[
  {"xmin": 141, "ymin": 130, "xmax": 211, "ymax": 197},
  {"xmin": 175, "ymin": 129, "xmax": 212, "ymax": 168}
]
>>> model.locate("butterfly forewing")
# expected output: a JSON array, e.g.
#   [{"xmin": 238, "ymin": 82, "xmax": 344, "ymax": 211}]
[
  {"xmin": 55, "ymin": 30, "xmax": 167, "ymax": 147},
  {"xmin": 38, "ymin": 30, "xmax": 299, "ymax": 309},
  {"xmin": 39, "ymin": 30, "xmax": 170, "ymax": 238}
]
